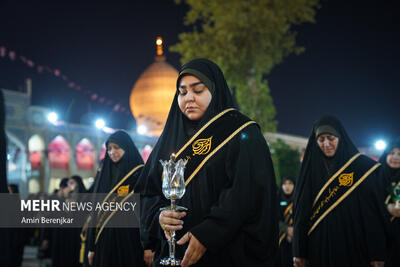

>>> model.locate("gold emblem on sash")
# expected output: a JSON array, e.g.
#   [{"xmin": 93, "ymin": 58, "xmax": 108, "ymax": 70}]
[
  {"xmin": 338, "ymin": 172, "xmax": 354, "ymax": 187},
  {"xmin": 117, "ymin": 185, "xmax": 129, "ymax": 196},
  {"xmin": 192, "ymin": 136, "xmax": 212, "ymax": 156}
]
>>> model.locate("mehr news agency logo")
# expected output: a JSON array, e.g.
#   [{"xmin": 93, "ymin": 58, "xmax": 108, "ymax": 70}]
[{"xmin": 19, "ymin": 196, "xmax": 137, "ymax": 226}]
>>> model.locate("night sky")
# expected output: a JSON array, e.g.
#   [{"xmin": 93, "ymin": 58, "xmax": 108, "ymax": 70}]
[{"xmin": 0, "ymin": 0, "xmax": 398, "ymax": 147}]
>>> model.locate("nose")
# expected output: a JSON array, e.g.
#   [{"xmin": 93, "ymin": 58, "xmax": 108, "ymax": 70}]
[
  {"xmin": 186, "ymin": 91, "xmax": 195, "ymax": 102},
  {"xmin": 323, "ymin": 139, "xmax": 330, "ymax": 147}
]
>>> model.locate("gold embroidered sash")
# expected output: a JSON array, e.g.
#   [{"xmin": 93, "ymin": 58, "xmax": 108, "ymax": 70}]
[
  {"xmin": 279, "ymin": 202, "xmax": 293, "ymax": 246},
  {"xmin": 79, "ymin": 216, "xmax": 91, "ymax": 263},
  {"xmin": 95, "ymin": 164, "xmax": 143, "ymax": 244},
  {"xmin": 169, "ymin": 108, "xmax": 256, "ymax": 186},
  {"xmin": 308, "ymin": 155, "xmax": 380, "ymax": 235}
]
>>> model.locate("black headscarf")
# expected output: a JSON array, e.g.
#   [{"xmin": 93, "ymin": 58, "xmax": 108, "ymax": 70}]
[
  {"xmin": 136, "ymin": 58, "xmax": 237, "ymax": 194},
  {"xmin": 93, "ymin": 130, "xmax": 143, "ymax": 193},
  {"xmin": 277, "ymin": 176, "xmax": 295, "ymax": 202},
  {"xmin": 70, "ymin": 175, "xmax": 87, "ymax": 193},
  {"xmin": 379, "ymin": 137, "xmax": 400, "ymax": 185},
  {"xmin": 302, "ymin": 115, "xmax": 358, "ymax": 179},
  {"xmin": 59, "ymin": 177, "xmax": 69, "ymax": 189}
]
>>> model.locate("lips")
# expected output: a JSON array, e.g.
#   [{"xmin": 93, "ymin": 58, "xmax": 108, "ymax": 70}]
[{"xmin": 186, "ymin": 106, "xmax": 197, "ymax": 112}]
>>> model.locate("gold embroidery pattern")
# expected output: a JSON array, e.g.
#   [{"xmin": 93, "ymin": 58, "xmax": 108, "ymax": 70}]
[
  {"xmin": 310, "ymin": 186, "xmax": 339, "ymax": 221},
  {"xmin": 98, "ymin": 164, "xmax": 144, "ymax": 215},
  {"xmin": 117, "ymin": 185, "xmax": 129, "ymax": 196},
  {"xmin": 192, "ymin": 136, "xmax": 212, "ymax": 156},
  {"xmin": 175, "ymin": 108, "xmax": 235, "ymax": 158},
  {"xmin": 313, "ymin": 153, "xmax": 361, "ymax": 206},
  {"xmin": 95, "ymin": 190, "xmax": 135, "ymax": 244},
  {"xmin": 338, "ymin": 172, "xmax": 354, "ymax": 187},
  {"xmin": 308, "ymin": 163, "xmax": 380, "ymax": 235},
  {"xmin": 185, "ymin": 121, "xmax": 256, "ymax": 186}
]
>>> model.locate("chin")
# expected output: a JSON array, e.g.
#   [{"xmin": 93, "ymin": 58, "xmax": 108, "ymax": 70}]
[{"xmin": 185, "ymin": 113, "xmax": 201, "ymax": 121}]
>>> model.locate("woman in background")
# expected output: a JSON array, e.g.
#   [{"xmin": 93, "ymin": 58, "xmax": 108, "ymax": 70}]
[
  {"xmin": 379, "ymin": 137, "xmax": 400, "ymax": 267},
  {"xmin": 88, "ymin": 130, "xmax": 145, "ymax": 267},
  {"xmin": 276, "ymin": 177, "xmax": 295, "ymax": 267}
]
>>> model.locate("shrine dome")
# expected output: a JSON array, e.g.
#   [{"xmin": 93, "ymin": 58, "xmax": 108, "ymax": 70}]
[{"xmin": 129, "ymin": 37, "xmax": 178, "ymax": 136}]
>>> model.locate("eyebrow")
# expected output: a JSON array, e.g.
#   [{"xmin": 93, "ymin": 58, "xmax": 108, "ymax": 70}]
[{"xmin": 179, "ymin": 81, "xmax": 203, "ymax": 89}]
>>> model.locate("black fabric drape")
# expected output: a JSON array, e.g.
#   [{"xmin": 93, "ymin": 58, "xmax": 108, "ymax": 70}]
[
  {"xmin": 0, "ymin": 89, "xmax": 13, "ymax": 267},
  {"xmin": 0, "ymin": 89, "xmax": 7, "ymax": 193},
  {"xmin": 137, "ymin": 59, "xmax": 278, "ymax": 266},
  {"xmin": 378, "ymin": 137, "xmax": 400, "ymax": 267},
  {"xmin": 51, "ymin": 176, "xmax": 87, "ymax": 267},
  {"xmin": 293, "ymin": 115, "xmax": 387, "ymax": 266}
]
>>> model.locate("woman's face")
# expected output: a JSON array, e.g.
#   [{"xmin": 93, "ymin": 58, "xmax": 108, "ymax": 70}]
[
  {"xmin": 178, "ymin": 75, "xmax": 212, "ymax": 121},
  {"xmin": 282, "ymin": 180, "xmax": 294, "ymax": 195},
  {"xmin": 317, "ymin": 133, "xmax": 339, "ymax": 157},
  {"xmin": 107, "ymin": 142, "xmax": 125, "ymax": 163},
  {"xmin": 387, "ymin": 147, "xmax": 400, "ymax": 169},
  {"xmin": 68, "ymin": 178, "xmax": 77, "ymax": 191}
]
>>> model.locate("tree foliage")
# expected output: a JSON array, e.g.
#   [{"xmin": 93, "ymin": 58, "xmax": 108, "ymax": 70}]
[
  {"xmin": 171, "ymin": 0, "xmax": 319, "ymax": 131},
  {"xmin": 270, "ymin": 139, "xmax": 301, "ymax": 185}
]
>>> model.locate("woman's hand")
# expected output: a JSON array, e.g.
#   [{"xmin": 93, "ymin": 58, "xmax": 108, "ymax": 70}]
[
  {"xmin": 143, "ymin": 249, "xmax": 154, "ymax": 267},
  {"xmin": 286, "ymin": 226, "xmax": 294, "ymax": 243},
  {"xmin": 293, "ymin": 257, "xmax": 306, "ymax": 267},
  {"xmin": 40, "ymin": 239, "xmax": 49, "ymax": 250},
  {"xmin": 177, "ymin": 232, "xmax": 206, "ymax": 267},
  {"xmin": 387, "ymin": 203, "xmax": 400, "ymax": 217},
  {"xmin": 370, "ymin": 261, "xmax": 384, "ymax": 267},
  {"xmin": 88, "ymin": 251, "xmax": 95, "ymax": 266},
  {"xmin": 159, "ymin": 210, "xmax": 186, "ymax": 240}
]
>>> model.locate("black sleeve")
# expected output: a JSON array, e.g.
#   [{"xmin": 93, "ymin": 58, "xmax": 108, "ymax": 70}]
[
  {"xmin": 359, "ymin": 170, "xmax": 387, "ymax": 261},
  {"xmin": 0, "ymin": 90, "xmax": 7, "ymax": 193},
  {"xmin": 140, "ymin": 194, "xmax": 165, "ymax": 251},
  {"xmin": 292, "ymin": 171, "xmax": 313, "ymax": 258}
]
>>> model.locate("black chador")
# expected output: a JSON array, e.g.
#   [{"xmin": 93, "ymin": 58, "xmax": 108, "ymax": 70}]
[
  {"xmin": 276, "ymin": 177, "xmax": 295, "ymax": 267},
  {"xmin": 138, "ymin": 59, "xmax": 278, "ymax": 266},
  {"xmin": 88, "ymin": 130, "xmax": 145, "ymax": 267},
  {"xmin": 51, "ymin": 176, "xmax": 87, "ymax": 267},
  {"xmin": 0, "ymin": 89, "xmax": 6, "ymax": 193},
  {"xmin": 293, "ymin": 116, "xmax": 387, "ymax": 266},
  {"xmin": 0, "ymin": 89, "xmax": 13, "ymax": 267},
  {"xmin": 379, "ymin": 138, "xmax": 400, "ymax": 267}
]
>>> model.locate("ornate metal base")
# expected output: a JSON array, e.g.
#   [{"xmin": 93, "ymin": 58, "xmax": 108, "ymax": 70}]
[{"xmin": 160, "ymin": 257, "xmax": 181, "ymax": 266}]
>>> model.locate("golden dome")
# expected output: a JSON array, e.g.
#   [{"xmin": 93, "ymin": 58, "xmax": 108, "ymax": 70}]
[{"xmin": 130, "ymin": 37, "xmax": 178, "ymax": 136}]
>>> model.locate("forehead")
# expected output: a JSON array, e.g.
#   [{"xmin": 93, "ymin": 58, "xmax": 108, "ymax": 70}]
[
  {"xmin": 107, "ymin": 142, "xmax": 120, "ymax": 147},
  {"xmin": 179, "ymin": 74, "xmax": 201, "ymax": 86},
  {"xmin": 390, "ymin": 147, "xmax": 400, "ymax": 153}
]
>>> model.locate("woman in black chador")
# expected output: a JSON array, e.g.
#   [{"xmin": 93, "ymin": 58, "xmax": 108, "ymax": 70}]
[
  {"xmin": 379, "ymin": 137, "xmax": 400, "ymax": 267},
  {"xmin": 50, "ymin": 175, "xmax": 87, "ymax": 267},
  {"xmin": 293, "ymin": 116, "xmax": 386, "ymax": 267},
  {"xmin": 276, "ymin": 177, "xmax": 295, "ymax": 267},
  {"xmin": 87, "ymin": 130, "xmax": 145, "ymax": 267},
  {"xmin": 138, "ymin": 58, "xmax": 278, "ymax": 267}
]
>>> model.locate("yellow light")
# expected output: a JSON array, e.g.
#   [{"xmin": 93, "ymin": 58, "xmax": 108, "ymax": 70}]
[{"xmin": 156, "ymin": 38, "xmax": 163, "ymax": 45}]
